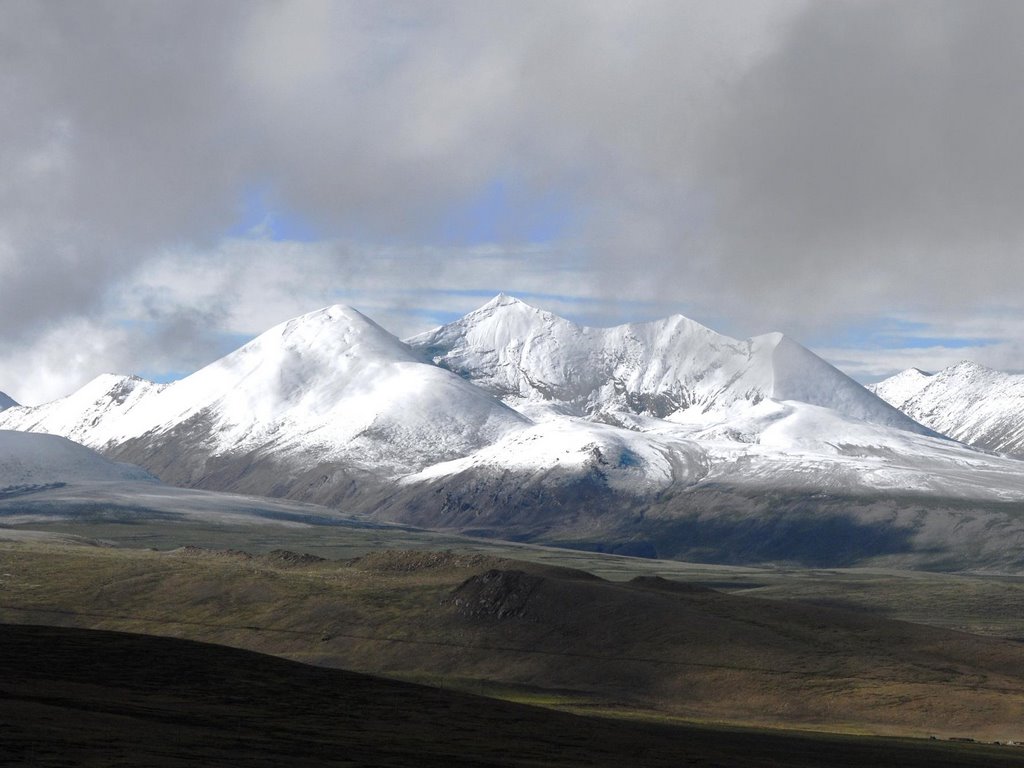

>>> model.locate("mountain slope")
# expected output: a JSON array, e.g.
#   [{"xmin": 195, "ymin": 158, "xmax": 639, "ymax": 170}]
[
  {"xmin": 0, "ymin": 392, "xmax": 16, "ymax": 412},
  {"xmin": 0, "ymin": 429, "xmax": 385, "ymax": 532},
  {"xmin": 118, "ymin": 304, "xmax": 527, "ymax": 471},
  {"xmin": 870, "ymin": 362, "xmax": 1024, "ymax": 457},
  {"xmin": 0, "ymin": 374, "xmax": 165, "ymax": 447},
  {"xmin": 0, "ymin": 430, "xmax": 154, "ymax": 487},
  {"xmin": 390, "ymin": 298, "xmax": 1024, "ymax": 569}
]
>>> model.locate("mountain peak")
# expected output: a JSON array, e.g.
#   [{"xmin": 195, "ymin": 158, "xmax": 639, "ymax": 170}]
[
  {"xmin": 0, "ymin": 391, "xmax": 17, "ymax": 411},
  {"xmin": 945, "ymin": 360, "xmax": 991, "ymax": 376},
  {"xmin": 284, "ymin": 303, "xmax": 380, "ymax": 331},
  {"xmin": 251, "ymin": 303, "xmax": 417, "ymax": 366},
  {"xmin": 883, "ymin": 367, "xmax": 934, "ymax": 384},
  {"xmin": 76, "ymin": 299, "xmax": 530, "ymax": 476},
  {"xmin": 408, "ymin": 297, "xmax": 922, "ymax": 431},
  {"xmin": 753, "ymin": 330, "xmax": 786, "ymax": 346},
  {"xmin": 83, "ymin": 372, "xmax": 149, "ymax": 389},
  {"xmin": 472, "ymin": 293, "xmax": 547, "ymax": 316},
  {"xmin": 0, "ymin": 373, "xmax": 166, "ymax": 450},
  {"xmin": 482, "ymin": 292, "xmax": 522, "ymax": 308},
  {"xmin": 408, "ymin": 293, "xmax": 577, "ymax": 350}
]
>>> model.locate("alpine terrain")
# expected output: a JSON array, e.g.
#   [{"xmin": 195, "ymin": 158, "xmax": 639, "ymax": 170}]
[
  {"xmin": 4, "ymin": 296, "xmax": 1024, "ymax": 570},
  {"xmin": 870, "ymin": 362, "xmax": 1024, "ymax": 458}
]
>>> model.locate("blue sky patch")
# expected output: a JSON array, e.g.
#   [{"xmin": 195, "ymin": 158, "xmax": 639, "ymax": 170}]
[
  {"xmin": 229, "ymin": 185, "xmax": 321, "ymax": 242},
  {"xmin": 435, "ymin": 177, "xmax": 576, "ymax": 246}
]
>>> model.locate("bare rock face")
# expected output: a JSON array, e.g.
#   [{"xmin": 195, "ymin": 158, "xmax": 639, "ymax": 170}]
[{"xmin": 448, "ymin": 569, "xmax": 544, "ymax": 620}]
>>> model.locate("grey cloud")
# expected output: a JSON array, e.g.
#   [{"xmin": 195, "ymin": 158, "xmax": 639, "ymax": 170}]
[
  {"xmin": 3, "ymin": 0, "xmax": 1024, "ymax": 397},
  {"xmin": 695, "ymin": 0, "xmax": 1024, "ymax": 332},
  {"xmin": 0, "ymin": 0, "xmax": 248, "ymax": 349},
  {"xmin": 3, "ymin": 0, "xmax": 775, "ymax": 349},
  {"xmin": 135, "ymin": 304, "xmax": 234, "ymax": 373}
]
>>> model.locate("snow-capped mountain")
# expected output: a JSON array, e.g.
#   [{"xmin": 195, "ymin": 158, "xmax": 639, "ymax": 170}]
[
  {"xmin": 397, "ymin": 299, "xmax": 1024, "ymax": 569},
  {"xmin": 0, "ymin": 392, "xmax": 17, "ymax": 411},
  {"xmin": 869, "ymin": 362, "xmax": 1024, "ymax": 457},
  {"xmin": 0, "ymin": 305, "xmax": 526, "ymax": 494},
  {"xmin": 867, "ymin": 367, "xmax": 933, "ymax": 407},
  {"xmin": 409, "ymin": 294, "xmax": 925, "ymax": 433},
  {"xmin": 5, "ymin": 296, "xmax": 1024, "ymax": 570}
]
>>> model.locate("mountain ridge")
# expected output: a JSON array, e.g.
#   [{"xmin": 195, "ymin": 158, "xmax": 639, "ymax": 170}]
[
  {"xmin": 870, "ymin": 361, "xmax": 1024, "ymax": 457},
  {"xmin": 408, "ymin": 295, "xmax": 927, "ymax": 435}
]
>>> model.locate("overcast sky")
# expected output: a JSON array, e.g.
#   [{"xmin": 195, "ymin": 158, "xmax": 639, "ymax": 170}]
[{"xmin": 3, "ymin": 0, "xmax": 1024, "ymax": 405}]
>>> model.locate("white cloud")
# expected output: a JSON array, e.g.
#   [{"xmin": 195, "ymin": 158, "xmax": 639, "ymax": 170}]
[{"xmin": 0, "ymin": 317, "xmax": 133, "ymax": 405}]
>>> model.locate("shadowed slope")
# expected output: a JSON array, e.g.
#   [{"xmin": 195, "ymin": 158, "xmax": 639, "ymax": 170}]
[{"xmin": 2, "ymin": 623, "xmax": 1023, "ymax": 768}]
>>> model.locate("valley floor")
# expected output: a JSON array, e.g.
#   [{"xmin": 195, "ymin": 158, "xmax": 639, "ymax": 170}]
[{"xmin": 3, "ymin": 529, "xmax": 1024, "ymax": 749}]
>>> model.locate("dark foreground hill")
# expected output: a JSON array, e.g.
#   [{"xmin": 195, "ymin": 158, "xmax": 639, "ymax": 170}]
[{"xmin": 2, "ymin": 623, "xmax": 1022, "ymax": 768}]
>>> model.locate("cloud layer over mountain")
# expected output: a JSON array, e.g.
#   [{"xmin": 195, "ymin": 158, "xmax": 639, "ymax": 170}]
[{"xmin": 4, "ymin": 1, "xmax": 1024, "ymax": 402}]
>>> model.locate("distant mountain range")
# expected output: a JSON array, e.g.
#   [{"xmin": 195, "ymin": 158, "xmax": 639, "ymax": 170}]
[
  {"xmin": 869, "ymin": 362, "xmax": 1024, "ymax": 458},
  {"xmin": 4, "ymin": 295, "xmax": 1024, "ymax": 570}
]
